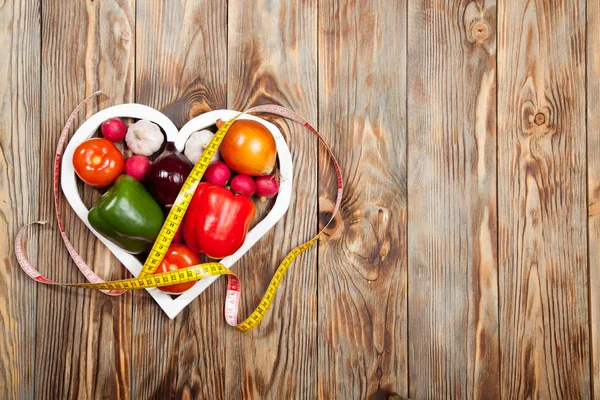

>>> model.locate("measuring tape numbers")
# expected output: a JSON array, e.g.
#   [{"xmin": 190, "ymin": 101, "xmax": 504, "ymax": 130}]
[{"xmin": 15, "ymin": 94, "xmax": 343, "ymax": 332}]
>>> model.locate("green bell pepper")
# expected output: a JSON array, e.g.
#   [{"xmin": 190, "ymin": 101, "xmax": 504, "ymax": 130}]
[{"xmin": 88, "ymin": 175, "xmax": 165, "ymax": 254}]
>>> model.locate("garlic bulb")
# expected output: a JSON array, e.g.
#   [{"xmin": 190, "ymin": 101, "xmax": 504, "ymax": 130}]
[
  {"xmin": 126, "ymin": 120, "xmax": 164, "ymax": 156},
  {"xmin": 184, "ymin": 129, "xmax": 221, "ymax": 164}
]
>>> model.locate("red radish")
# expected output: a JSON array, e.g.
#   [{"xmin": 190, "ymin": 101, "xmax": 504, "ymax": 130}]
[
  {"xmin": 172, "ymin": 224, "xmax": 184, "ymax": 243},
  {"xmin": 255, "ymin": 175, "xmax": 279, "ymax": 202},
  {"xmin": 202, "ymin": 161, "xmax": 230, "ymax": 186},
  {"xmin": 230, "ymin": 175, "xmax": 256, "ymax": 197},
  {"xmin": 101, "ymin": 118, "xmax": 127, "ymax": 142},
  {"xmin": 124, "ymin": 155, "xmax": 151, "ymax": 181}
]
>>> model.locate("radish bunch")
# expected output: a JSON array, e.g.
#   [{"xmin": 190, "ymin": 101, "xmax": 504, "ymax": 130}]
[{"xmin": 201, "ymin": 160, "xmax": 279, "ymax": 201}]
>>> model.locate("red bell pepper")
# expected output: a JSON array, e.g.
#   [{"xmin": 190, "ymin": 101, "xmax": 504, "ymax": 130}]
[
  {"xmin": 183, "ymin": 183, "xmax": 256, "ymax": 259},
  {"xmin": 183, "ymin": 182, "xmax": 211, "ymax": 253}
]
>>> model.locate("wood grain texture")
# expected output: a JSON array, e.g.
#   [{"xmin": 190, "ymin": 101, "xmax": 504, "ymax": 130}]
[
  {"xmin": 318, "ymin": 1, "xmax": 408, "ymax": 398},
  {"xmin": 135, "ymin": 0, "xmax": 227, "ymax": 129},
  {"xmin": 589, "ymin": 0, "xmax": 600, "ymax": 396},
  {"xmin": 0, "ymin": 0, "xmax": 40, "ymax": 398},
  {"xmin": 132, "ymin": 1, "xmax": 228, "ymax": 398},
  {"xmin": 3, "ymin": 0, "xmax": 600, "ymax": 397},
  {"xmin": 225, "ymin": 1, "xmax": 318, "ymax": 398},
  {"xmin": 407, "ymin": 0, "xmax": 499, "ymax": 398},
  {"xmin": 498, "ymin": 0, "xmax": 590, "ymax": 397},
  {"xmin": 36, "ymin": 0, "xmax": 134, "ymax": 398}
]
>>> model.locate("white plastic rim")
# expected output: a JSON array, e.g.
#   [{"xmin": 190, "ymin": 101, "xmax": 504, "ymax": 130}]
[{"xmin": 61, "ymin": 104, "xmax": 293, "ymax": 319}]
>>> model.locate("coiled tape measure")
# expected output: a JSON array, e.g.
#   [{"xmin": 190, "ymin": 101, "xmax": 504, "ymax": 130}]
[{"xmin": 15, "ymin": 92, "xmax": 343, "ymax": 332}]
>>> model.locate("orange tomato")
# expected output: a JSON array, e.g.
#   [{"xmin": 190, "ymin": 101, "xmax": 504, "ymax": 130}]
[
  {"xmin": 154, "ymin": 243, "xmax": 201, "ymax": 294},
  {"xmin": 73, "ymin": 138, "xmax": 124, "ymax": 187}
]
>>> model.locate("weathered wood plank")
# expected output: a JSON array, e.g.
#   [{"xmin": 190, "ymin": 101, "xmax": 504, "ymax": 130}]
[
  {"xmin": 318, "ymin": 1, "xmax": 408, "ymax": 398},
  {"xmin": 224, "ymin": 0, "xmax": 318, "ymax": 398},
  {"xmin": 498, "ymin": 0, "xmax": 590, "ymax": 397},
  {"xmin": 589, "ymin": 0, "xmax": 600, "ymax": 396},
  {"xmin": 35, "ymin": 0, "xmax": 134, "ymax": 398},
  {"xmin": 407, "ymin": 0, "xmax": 498, "ymax": 398},
  {"xmin": 135, "ymin": 0, "xmax": 227, "ymax": 128},
  {"xmin": 132, "ymin": 1, "xmax": 227, "ymax": 398},
  {"xmin": 0, "ymin": 0, "xmax": 40, "ymax": 398},
  {"xmin": 8, "ymin": 0, "xmax": 596, "ymax": 396}
]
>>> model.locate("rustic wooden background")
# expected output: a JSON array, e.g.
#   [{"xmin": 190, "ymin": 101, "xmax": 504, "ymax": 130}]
[{"xmin": 1, "ymin": 0, "xmax": 598, "ymax": 398}]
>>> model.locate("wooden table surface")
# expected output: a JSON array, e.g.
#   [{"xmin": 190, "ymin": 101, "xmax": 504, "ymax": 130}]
[{"xmin": 1, "ymin": 0, "xmax": 599, "ymax": 398}]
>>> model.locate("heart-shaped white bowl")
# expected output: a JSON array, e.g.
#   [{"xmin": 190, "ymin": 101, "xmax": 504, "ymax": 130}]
[{"xmin": 61, "ymin": 104, "xmax": 293, "ymax": 319}]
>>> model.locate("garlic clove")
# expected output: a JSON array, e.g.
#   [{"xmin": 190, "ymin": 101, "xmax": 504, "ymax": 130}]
[
  {"xmin": 184, "ymin": 129, "xmax": 221, "ymax": 164},
  {"xmin": 126, "ymin": 119, "xmax": 165, "ymax": 156}
]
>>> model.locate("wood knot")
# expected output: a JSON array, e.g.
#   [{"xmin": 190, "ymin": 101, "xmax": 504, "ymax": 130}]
[
  {"xmin": 463, "ymin": 2, "xmax": 493, "ymax": 48},
  {"xmin": 319, "ymin": 211, "xmax": 335, "ymax": 229},
  {"xmin": 379, "ymin": 246, "xmax": 389, "ymax": 258},
  {"xmin": 521, "ymin": 101, "xmax": 551, "ymax": 135},
  {"xmin": 318, "ymin": 196, "xmax": 343, "ymax": 241},
  {"xmin": 471, "ymin": 22, "xmax": 489, "ymax": 42},
  {"xmin": 534, "ymin": 113, "xmax": 546, "ymax": 126}
]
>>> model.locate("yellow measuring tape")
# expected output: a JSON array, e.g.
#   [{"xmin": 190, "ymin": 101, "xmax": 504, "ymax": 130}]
[
  {"xmin": 15, "ymin": 97, "xmax": 343, "ymax": 332},
  {"xmin": 138, "ymin": 116, "xmax": 238, "ymax": 278}
]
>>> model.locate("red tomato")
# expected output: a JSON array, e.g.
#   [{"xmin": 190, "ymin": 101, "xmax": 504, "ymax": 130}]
[
  {"xmin": 154, "ymin": 243, "xmax": 201, "ymax": 294},
  {"xmin": 73, "ymin": 138, "xmax": 124, "ymax": 187}
]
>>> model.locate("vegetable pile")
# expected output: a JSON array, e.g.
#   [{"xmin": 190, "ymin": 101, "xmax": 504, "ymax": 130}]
[{"xmin": 74, "ymin": 117, "xmax": 280, "ymax": 296}]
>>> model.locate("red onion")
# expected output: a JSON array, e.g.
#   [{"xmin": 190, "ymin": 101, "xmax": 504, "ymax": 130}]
[
  {"xmin": 230, "ymin": 175, "xmax": 256, "ymax": 197},
  {"xmin": 146, "ymin": 142, "xmax": 193, "ymax": 206}
]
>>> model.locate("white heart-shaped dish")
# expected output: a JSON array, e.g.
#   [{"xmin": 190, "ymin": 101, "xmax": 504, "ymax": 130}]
[{"xmin": 61, "ymin": 104, "xmax": 293, "ymax": 319}]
